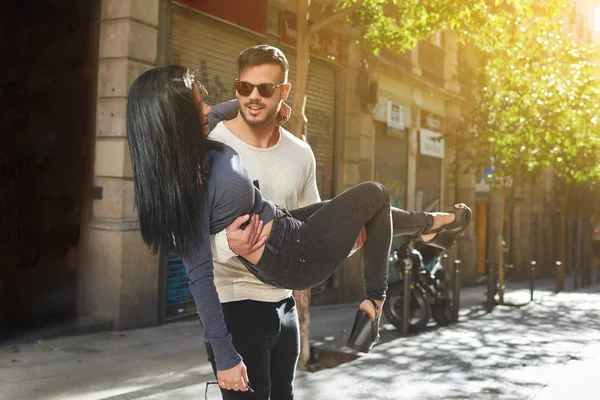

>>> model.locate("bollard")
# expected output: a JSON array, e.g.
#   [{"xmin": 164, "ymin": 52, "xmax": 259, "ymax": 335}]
[
  {"xmin": 555, "ymin": 261, "xmax": 562, "ymax": 293},
  {"xmin": 486, "ymin": 261, "xmax": 496, "ymax": 313},
  {"xmin": 574, "ymin": 265, "xmax": 579, "ymax": 290},
  {"xmin": 401, "ymin": 254, "xmax": 412, "ymax": 336},
  {"xmin": 441, "ymin": 254, "xmax": 449, "ymax": 284},
  {"xmin": 529, "ymin": 261, "xmax": 536, "ymax": 302},
  {"xmin": 584, "ymin": 264, "xmax": 591, "ymax": 287},
  {"xmin": 452, "ymin": 260, "xmax": 461, "ymax": 323}
]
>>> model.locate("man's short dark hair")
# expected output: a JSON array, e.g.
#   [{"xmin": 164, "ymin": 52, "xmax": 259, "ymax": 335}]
[{"xmin": 238, "ymin": 45, "xmax": 289, "ymax": 82}]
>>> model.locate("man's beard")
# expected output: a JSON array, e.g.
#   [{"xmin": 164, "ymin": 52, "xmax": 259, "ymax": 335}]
[{"xmin": 239, "ymin": 101, "xmax": 279, "ymax": 127}]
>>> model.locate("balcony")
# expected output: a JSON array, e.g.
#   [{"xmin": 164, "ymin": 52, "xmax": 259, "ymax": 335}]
[
  {"xmin": 419, "ymin": 41, "xmax": 446, "ymax": 86},
  {"xmin": 379, "ymin": 48, "xmax": 412, "ymax": 71}
]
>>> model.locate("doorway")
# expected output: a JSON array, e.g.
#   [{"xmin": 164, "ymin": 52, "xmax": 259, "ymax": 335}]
[{"xmin": 1, "ymin": 0, "xmax": 100, "ymax": 337}]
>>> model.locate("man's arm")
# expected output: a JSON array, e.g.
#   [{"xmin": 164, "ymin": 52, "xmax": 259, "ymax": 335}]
[
  {"xmin": 211, "ymin": 214, "xmax": 268, "ymax": 263},
  {"xmin": 298, "ymin": 150, "xmax": 321, "ymax": 207}
]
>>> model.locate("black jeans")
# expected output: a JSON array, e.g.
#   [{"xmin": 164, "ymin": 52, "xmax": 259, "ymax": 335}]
[
  {"xmin": 241, "ymin": 181, "xmax": 433, "ymax": 300},
  {"xmin": 205, "ymin": 296, "xmax": 299, "ymax": 400}
]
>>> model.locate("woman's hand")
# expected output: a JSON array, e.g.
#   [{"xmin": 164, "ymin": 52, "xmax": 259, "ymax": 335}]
[
  {"xmin": 191, "ymin": 82, "xmax": 211, "ymax": 135},
  {"xmin": 217, "ymin": 361, "xmax": 250, "ymax": 392}
]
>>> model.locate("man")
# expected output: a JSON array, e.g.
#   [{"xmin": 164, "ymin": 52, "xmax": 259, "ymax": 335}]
[{"xmin": 205, "ymin": 44, "xmax": 365, "ymax": 399}]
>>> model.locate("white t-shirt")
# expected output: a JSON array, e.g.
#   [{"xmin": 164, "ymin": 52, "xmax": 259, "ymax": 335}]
[{"xmin": 208, "ymin": 122, "xmax": 321, "ymax": 303}]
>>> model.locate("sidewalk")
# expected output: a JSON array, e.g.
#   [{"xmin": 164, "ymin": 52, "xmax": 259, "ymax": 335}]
[
  {"xmin": 294, "ymin": 284, "xmax": 600, "ymax": 400},
  {"xmin": 308, "ymin": 277, "xmax": 559, "ymax": 353},
  {"xmin": 1, "ymin": 281, "xmax": 598, "ymax": 400}
]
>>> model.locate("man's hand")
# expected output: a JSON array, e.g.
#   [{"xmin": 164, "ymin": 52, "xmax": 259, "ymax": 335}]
[
  {"xmin": 226, "ymin": 214, "xmax": 268, "ymax": 256},
  {"xmin": 353, "ymin": 226, "xmax": 367, "ymax": 250},
  {"xmin": 217, "ymin": 361, "xmax": 250, "ymax": 392}
]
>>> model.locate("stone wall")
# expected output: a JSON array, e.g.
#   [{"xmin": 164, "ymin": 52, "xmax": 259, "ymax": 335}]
[{"xmin": 78, "ymin": 0, "xmax": 161, "ymax": 329}]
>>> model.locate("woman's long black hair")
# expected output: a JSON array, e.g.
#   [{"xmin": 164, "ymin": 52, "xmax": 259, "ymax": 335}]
[{"xmin": 126, "ymin": 65, "xmax": 221, "ymax": 256}]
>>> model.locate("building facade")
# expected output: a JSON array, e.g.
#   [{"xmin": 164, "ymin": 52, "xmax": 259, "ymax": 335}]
[
  {"xmin": 78, "ymin": 0, "xmax": 480, "ymax": 328},
  {"xmin": 8, "ymin": 0, "xmax": 599, "ymax": 335}
]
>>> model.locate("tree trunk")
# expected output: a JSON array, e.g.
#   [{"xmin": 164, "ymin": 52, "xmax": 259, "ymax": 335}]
[
  {"xmin": 290, "ymin": 0, "xmax": 311, "ymax": 140},
  {"xmin": 496, "ymin": 180, "xmax": 512, "ymax": 304},
  {"xmin": 293, "ymin": 289, "xmax": 311, "ymax": 370},
  {"xmin": 290, "ymin": 0, "xmax": 364, "ymax": 139},
  {"xmin": 292, "ymin": 0, "xmax": 311, "ymax": 371},
  {"xmin": 558, "ymin": 182, "xmax": 570, "ymax": 291},
  {"xmin": 290, "ymin": 0, "xmax": 364, "ymax": 370}
]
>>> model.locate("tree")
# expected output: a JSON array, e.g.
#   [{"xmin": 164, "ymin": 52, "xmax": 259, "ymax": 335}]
[
  {"xmin": 290, "ymin": 0, "xmax": 569, "ymax": 368},
  {"xmin": 453, "ymin": 7, "xmax": 600, "ymax": 301},
  {"xmin": 457, "ymin": 17, "xmax": 559, "ymax": 303},
  {"xmin": 291, "ymin": 0, "xmax": 567, "ymax": 135},
  {"xmin": 291, "ymin": 1, "xmax": 364, "ymax": 371},
  {"xmin": 543, "ymin": 40, "xmax": 600, "ymax": 290}
]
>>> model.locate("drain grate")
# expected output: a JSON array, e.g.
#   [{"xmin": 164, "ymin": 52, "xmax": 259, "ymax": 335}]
[{"xmin": 307, "ymin": 347, "xmax": 359, "ymax": 372}]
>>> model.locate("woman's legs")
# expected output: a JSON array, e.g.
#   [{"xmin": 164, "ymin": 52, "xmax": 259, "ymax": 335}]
[
  {"xmin": 288, "ymin": 182, "xmax": 437, "ymax": 302},
  {"xmin": 290, "ymin": 201, "xmax": 439, "ymax": 237},
  {"xmin": 286, "ymin": 183, "xmax": 456, "ymax": 320},
  {"xmin": 287, "ymin": 183, "xmax": 389, "ymax": 300},
  {"xmin": 391, "ymin": 208, "xmax": 433, "ymax": 236},
  {"xmin": 281, "ymin": 182, "xmax": 467, "ymax": 353}
]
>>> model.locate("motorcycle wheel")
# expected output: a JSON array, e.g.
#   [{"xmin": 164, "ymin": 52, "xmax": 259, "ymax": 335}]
[{"xmin": 383, "ymin": 282, "xmax": 431, "ymax": 333}]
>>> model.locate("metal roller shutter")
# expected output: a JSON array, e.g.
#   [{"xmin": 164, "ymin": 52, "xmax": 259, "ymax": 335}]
[
  {"xmin": 164, "ymin": 5, "xmax": 337, "ymax": 315},
  {"xmin": 164, "ymin": 5, "xmax": 261, "ymax": 320},
  {"xmin": 164, "ymin": 257, "xmax": 195, "ymax": 319},
  {"xmin": 287, "ymin": 54, "xmax": 337, "ymax": 199},
  {"xmin": 171, "ymin": 5, "xmax": 337, "ymax": 198},
  {"xmin": 170, "ymin": 4, "xmax": 261, "ymax": 105}
]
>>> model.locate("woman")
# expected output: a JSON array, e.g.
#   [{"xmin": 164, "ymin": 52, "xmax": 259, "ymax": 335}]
[{"xmin": 126, "ymin": 65, "xmax": 471, "ymax": 391}]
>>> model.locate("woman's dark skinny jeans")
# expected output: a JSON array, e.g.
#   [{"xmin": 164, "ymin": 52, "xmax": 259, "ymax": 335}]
[{"xmin": 240, "ymin": 181, "xmax": 434, "ymax": 301}]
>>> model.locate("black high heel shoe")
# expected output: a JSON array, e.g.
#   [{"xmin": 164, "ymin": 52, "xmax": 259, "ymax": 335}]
[
  {"xmin": 346, "ymin": 299, "xmax": 380, "ymax": 353},
  {"xmin": 423, "ymin": 203, "xmax": 472, "ymax": 250}
]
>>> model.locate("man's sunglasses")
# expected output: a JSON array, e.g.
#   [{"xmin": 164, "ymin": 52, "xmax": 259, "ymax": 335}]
[{"xmin": 235, "ymin": 80, "xmax": 285, "ymax": 98}]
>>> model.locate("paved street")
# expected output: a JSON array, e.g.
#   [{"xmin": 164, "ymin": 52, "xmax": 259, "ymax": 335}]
[
  {"xmin": 1, "ymin": 281, "xmax": 599, "ymax": 400},
  {"xmin": 294, "ymin": 285, "xmax": 600, "ymax": 400}
]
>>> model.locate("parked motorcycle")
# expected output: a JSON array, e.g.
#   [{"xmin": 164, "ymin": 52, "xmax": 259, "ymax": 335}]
[{"xmin": 383, "ymin": 236, "xmax": 453, "ymax": 333}]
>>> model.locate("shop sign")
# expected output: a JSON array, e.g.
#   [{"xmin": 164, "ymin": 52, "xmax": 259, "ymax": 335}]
[
  {"xmin": 387, "ymin": 101, "xmax": 405, "ymax": 138},
  {"xmin": 420, "ymin": 129, "xmax": 445, "ymax": 158},
  {"xmin": 374, "ymin": 98, "xmax": 411, "ymax": 138}
]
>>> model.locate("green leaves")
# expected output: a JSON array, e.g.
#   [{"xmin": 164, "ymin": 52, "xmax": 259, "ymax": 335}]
[
  {"xmin": 457, "ymin": 3, "xmax": 600, "ymax": 185},
  {"xmin": 335, "ymin": 0, "xmax": 566, "ymax": 59},
  {"xmin": 328, "ymin": 0, "xmax": 599, "ymax": 185}
]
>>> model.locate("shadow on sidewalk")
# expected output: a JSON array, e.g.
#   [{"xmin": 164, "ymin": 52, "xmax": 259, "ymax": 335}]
[
  {"xmin": 298, "ymin": 287, "xmax": 600, "ymax": 400},
  {"xmin": 306, "ymin": 277, "xmax": 584, "ymax": 374}
]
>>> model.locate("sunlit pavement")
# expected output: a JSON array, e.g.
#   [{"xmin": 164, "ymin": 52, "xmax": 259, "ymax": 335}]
[
  {"xmin": 294, "ymin": 285, "xmax": 600, "ymax": 400},
  {"xmin": 1, "ymin": 282, "xmax": 599, "ymax": 400}
]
